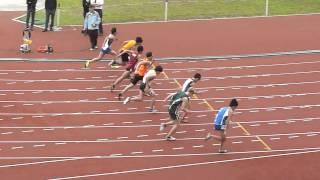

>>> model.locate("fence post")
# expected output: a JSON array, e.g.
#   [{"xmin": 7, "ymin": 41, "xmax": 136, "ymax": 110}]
[
  {"xmin": 265, "ymin": 0, "xmax": 269, "ymax": 16},
  {"xmin": 164, "ymin": 0, "xmax": 168, "ymax": 21},
  {"xmin": 55, "ymin": 2, "xmax": 62, "ymax": 31}
]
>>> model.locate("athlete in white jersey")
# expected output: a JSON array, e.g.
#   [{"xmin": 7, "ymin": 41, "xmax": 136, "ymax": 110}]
[
  {"xmin": 181, "ymin": 73, "xmax": 201, "ymax": 92},
  {"xmin": 123, "ymin": 66, "xmax": 163, "ymax": 112},
  {"xmin": 85, "ymin": 27, "xmax": 118, "ymax": 68},
  {"xmin": 205, "ymin": 99, "xmax": 239, "ymax": 153},
  {"xmin": 177, "ymin": 73, "xmax": 201, "ymax": 122}
]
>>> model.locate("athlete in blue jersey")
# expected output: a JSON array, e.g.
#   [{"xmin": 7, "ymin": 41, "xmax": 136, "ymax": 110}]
[
  {"xmin": 205, "ymin": 98, "xmax": 239, "ymax": 153},
  {"xmin": 85, "ymin": 27, "xmax": 118, "ymax": 68}
]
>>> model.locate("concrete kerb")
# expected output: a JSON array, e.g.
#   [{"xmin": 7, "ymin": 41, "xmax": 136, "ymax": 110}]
[{"xmin": 1, "ymin": 49, "xmax": 320, "ymax": 62}]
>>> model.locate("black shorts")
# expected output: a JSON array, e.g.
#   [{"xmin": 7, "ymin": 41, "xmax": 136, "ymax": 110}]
[
  {"xmin": 131, "ymin": 74, "xmax": 143, "ymax": 85},
  {"xmin": 121, "ymin": 53, "xmax": 129, "ymax": 63},
  {"xmin": 169, "ymin": 107, "xmax": 179, "ymax": 121},
  {"xmin": 139, "ymin": 83, "xmax": 146, "ymax": 92}
]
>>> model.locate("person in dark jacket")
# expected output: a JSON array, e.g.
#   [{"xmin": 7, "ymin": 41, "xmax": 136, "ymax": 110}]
[
  {"xmin": 43, "ymin": 0, "xmax": 57, "ymax": 32},
  {"xmin": 82, "ymin": 0, "xmax": 90, "ymax": 18},
  {"xmin": 26, "ymin": 0, "xmax": 37, "ymax": 30}
]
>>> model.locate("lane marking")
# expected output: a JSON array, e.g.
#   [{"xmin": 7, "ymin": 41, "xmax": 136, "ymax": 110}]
[
  {"xmin": 152, "ymin": 149, "xmax": 164, "ymax": 152},
  {"xmin": 48, "ymin": 149, "xmax": 320, "ymax": 180},
  {"xmin": 33, "ymin": 144, "xmax": 46, "ymax": 147}
]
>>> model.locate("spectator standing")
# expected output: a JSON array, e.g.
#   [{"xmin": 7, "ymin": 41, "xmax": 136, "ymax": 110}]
[
  {"xmin": 26, "ymin": 0, "xmax": 37, "ymax": 30},
  {"xmin": 43, "ymin": 0, "xmax": 57, "ymax": 32},
  {"xmin": 90, "ymin": 0, "xmax": 104, "ymax": 35},
  {"xmin": 82, "ymin": 0, "xmax": 90, "ymax": 18},
  {"xmin": 83, "ymin": 5, "xmax": 101, "ymax": 50}
]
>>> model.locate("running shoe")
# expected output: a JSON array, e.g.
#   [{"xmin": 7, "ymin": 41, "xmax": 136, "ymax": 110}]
[
  {"xmin": 218, "ymin": 149, "xmax": 228, "ymax": 153},
  {"xmin": 165, "ymin": 136, "xmax": 176, "ymax": 141},
  {"xmin": 110, "ymin": 84, "xmax": 115, "ymax": 92},
  {"xmin": 204, "ymin": 133, "xmax": 213, "ymax": 141},
  {"xmin": 118, "ymin": 93, "xmax": 122, "ymax": 101},
  {"xmin": 111, "ymin": 64, "xmax": 121, "ymax": 69},
  {"xmin": 160, "ymin": 123, "xmax": 166, "ymax": 131},
  {"xmin": 123, "ymin": 97, "xmax": 130, "ymax": 104},
  {"xmin": 84, "ymin": 61, "xmax": 90, "ymax": 68},
  {"xmin": 148, "ymin": 108, "xmax": 158, "ymax": 113}
]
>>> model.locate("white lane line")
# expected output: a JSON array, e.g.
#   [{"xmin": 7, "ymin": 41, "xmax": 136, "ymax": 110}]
[
  {"xmin": 196, "ymin": 115, "xmax": 207, "ymax": 118},
  {"xmin": 11, "ymin": 117, "xmax": 24, "ymax": 120},
  {"xmin": 33, "ymin": 144, "xmax": 46, "ymax": 147},
  {"xmin": 268, "ymin": 122, "xmax": 278, "ymax": 125},
  {"xmin": 270, "ymin": 137, "xmax": 281, "ymax": 140},
  {"xmin": 128, "ymin": 108, "xmax": 137, "ymax": 110},
  {"xmin": 85, "ymin": 87, "xmax": 96, "ymax": 90},
  {"xmin": 3, "ymin": 105, "xmax": 14, "ymax": 108},
  {"xmin": 172, "ymin": 147, "xmax": 184, "ymax": 150},
  {"xmin": 307, "ymin": 134, "xmax": 318, "ymax": 137},
  {"xmin": 43, "ymin": 128, "xmax": 55, "ymax": 131},
  {"xmin": 232, "ymin": 141, "xmax": 243, "ymax": 144},
  {"xmin": 117, "ymin": 137, "xmax": 128, "ymax": 140},
  {"xmin": 285, "ymin": 121, "xmax": 296, "ymax": 124},
  {"xmin": 110, "ymin": 154, "xmax": 123, "ymax": 157},
  {"xmin": 249, "ymin": 110, "xmax": 259, "ymax": 113},
  {"xmin": 7, "ymin": 82, "xmax": 17, "ymax": 85},
  {"xmin": 192, "ymin": 145, "xmax": 204, "ymax": 148},
  {"xmin": 1, "ymin": 132, "xmax": 13, "ymax": 135},
  {"xmin": 288, "ymin": 136, "xmax": 299, "ymax": 139},
  {"xmin": 131, "ymin": 152, "xmax": 143, "ymax": 155},
  {"xmin": 195, "ymin": 129, "xmax": 206, "ymax": 132},
  {"xmin": 97, "ymin": 139, "xmax": 109, "ymax": 141},
  {"xmin": 90, "ymin": 111, "xmax": 101, "ymax": 113},
  {"xmin": 108, "ymin": 109, "xmax": 120, "ymax": 112},
  {"xmin": 251, "ymin": 139, "xmax": 260, "ymax": 142},
  {"xmin": 137, "ymin": 135, "xmax": 149, "ymax": 138},
  {"xmin": 22, "ymin": 130, "xmax": 34, "ymax": 133},
  {"xmin": 122, "ymin": 122, "xmax": 133, "ymax": 124},
  {"xmin": 23, "ymin": 104, "xmax": 34, "ymax": 106},
  {"xmin": 11, "ymin": 146, "xmax": 24, "ymax": 150},
  {"xmin": 176, "ymin": 131, "xmax": 187, "ymax": 134},
  {"xmin": 141, "ymin": 119, "xmax": 152, "ymax": 123},
  {"xmin": 103, "ymin": 123, "xmax": 114, "ymax": 126},
  {"xmin": 0, "ymin": 94, "xmax": 6, "ymax": 96},
  {"xmin": 96, "ymin": 98, "xmax": 108, "ymax": 100},
  {"xmin": 249, "ymin": 124, "xmax": 260, "ymax": 127},
  {"xmin": 83, "ymin": 125, "xmax": 95, "ymax": 128},
  {"xmin": 14, "ymin": 93, "xmax": 25, "ymax": 95},
  {"xmin": 152, "ymin": 149, "xmax": 164, "ymax": 152},
  {"xmin": 55, "ymin": 142, "xmax": 67, "ymax": 145}
]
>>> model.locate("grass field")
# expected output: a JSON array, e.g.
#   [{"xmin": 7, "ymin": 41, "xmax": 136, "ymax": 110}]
[{"xmin": 19, "ymin": 0, "xmax": 320, "ymax": 26}]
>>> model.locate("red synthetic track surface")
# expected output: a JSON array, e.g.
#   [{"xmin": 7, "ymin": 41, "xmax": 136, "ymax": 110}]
[{"xmin": 0, "ymin": 12, "xmax": 320, "ymax": 180}]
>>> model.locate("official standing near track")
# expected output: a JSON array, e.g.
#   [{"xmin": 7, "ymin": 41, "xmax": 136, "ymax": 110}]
[{"xmin": 83, "ymin": 5, "xmax": 101, "ymax": 50}]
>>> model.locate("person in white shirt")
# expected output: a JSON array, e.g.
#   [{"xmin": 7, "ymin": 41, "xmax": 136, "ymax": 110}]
[
  {"xmin": 90, "ymin": 0, "xmax": 104, "ymax": 35},
  {"xmin": 123, "ymin": 66, "xmax": 164, "ymax": 112}
]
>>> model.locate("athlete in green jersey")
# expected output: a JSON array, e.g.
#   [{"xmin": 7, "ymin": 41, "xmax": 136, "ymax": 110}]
[{"xmin": 160, "ymin": 88, "xmax": 195, "ymax": 141}]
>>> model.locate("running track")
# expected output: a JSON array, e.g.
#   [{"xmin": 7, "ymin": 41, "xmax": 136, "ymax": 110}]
[{"xmin": 0, "ymin": 52, "xmax": 319, "ymax": 179}]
